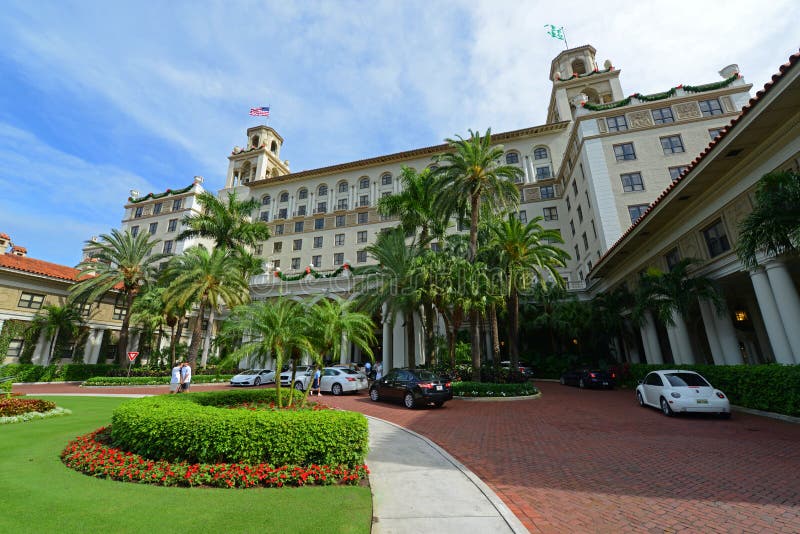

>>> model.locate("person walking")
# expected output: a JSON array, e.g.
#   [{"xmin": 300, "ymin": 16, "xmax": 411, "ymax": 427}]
[
  {"xmin": 180, "ymin": 362, "xmax": 192, "ymax": 392},
  {"xmin": 169, "ymin": 363, "xmax": 182, "ymax": 394},
  {"xmin": 375, "ymin": 360, "xmax": 383, "ymax": 381},
  {"xmin": 364, "ymin": 360, "xmax": 372, "ymax": 379},
  {"xmin": 311, "ymin": 367, "xmax": 321, "ymax": 396}
]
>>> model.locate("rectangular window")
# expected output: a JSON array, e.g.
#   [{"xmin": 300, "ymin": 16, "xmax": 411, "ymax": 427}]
[
  {"xmin": 381, "ymin": 174, "xmax": 392, "ymax": 185},
  {"xmin": 518, "ymin": 210, "xmax": 527, "ymax": 223},
  {"xmin": 569, "ymin": 220, "xmax": 575, "ymax": 236},
  {"xmin": 134, "ymin": 207, "xmax": 143, "ymax": 218},
  {"xmin": 148, "ymin": 222, "xmax": 158, "ymax": 235},
  {"xmin": 313, "ymin": 236, "xmax": 323, "ymax": 248},
  {"xmin": 535, "ymin": 166, "xmax": 551, "ymax": 180},
  {"xmin": 571, "ymin": 181, "xmax": 578, "ymax": 195},
  {"xmin": 660, "ymin": 135, "xmax": 685, "ymax": 154},
  {"xmin": 316, "ymin": 202, "xmax": 327, "ymax": 214},
  {"xmin": 278, "ymin": 208, "xmax": 288, "ymax": 219},
  {"xmin": 620, "ymin": 172, "xmax": 645, "ymax": 192},
  {"xmin": 702, "ymin": 219, "xmax": 731, "ymax": 257},
  {"xmin": 153, "ymin": 202, "xmax": 163, "ymax": 215},
  {"xmin": 254, "ymin": 244, "xmax": 263, "ymax": 255},
  {"xmin": 613, "ymin": 142, "xmax": 636, "ymax": 161},
  {"xmin": 317, "ymin": 186, "xmax": 328, "ymax": 197},
  {"xmin": 273, "ymin": 259, "xmax": 280, "ymax": 269},
  {"xmin": 299, "ymin": 189, "xmax": 308, "ymax": 200},
  {"xmin": 585, "ymin": 190, "xmax": 591, "ymax": 208},
  {"xmin": 18, "ymin": 292, "xmax": 45, "ymax": 309},
  {"xmin": 699, "ymin": 98, "xmax": 724, "ymax": 116},
  {"xmin": 574, "ymin": 244, "xmax": 581, "ymax": 262},
  {"xmin": 628, "ymin": 204, "xmax": 649, "ymax": 223},
  {"xmin": 335, "ymin": 234, "xmax": 345, "ymax": 246},
  {"xmin": 6, "ymin": 339, "xmax": 23, "ymax": 358},
  {"xmin": 543, "ymin": 207, "xmax": 558, "ymax": 221},
  {"xmin": 582, "ymin": 232, "xmax": 589, "ymax": 250},
  {"xmin": 274, "ymin": 224, "xmax": 284, "ymax": 235},
  {"xmin": 333, "ymin": 253, "xmax": 344, "ymax": 266},
  {"xmin": 260, "ymin": 211, "xmax": 269, "ymax": 222},
  {"xmin": 314, "ymin": 218, "xmax": 324, "ymax": 230},
  {"xmin": 79, "ymin": 302, "xmax": 93, "ymax": 317},
  {"xmin": 291, "ymin": 258, "xmax": 301, "ymax": 270},
  {"xmin": 708, "ymin": 128, "xmax": 723, "ymax": 140},
  {"xmin": 606, "ymin": 115, "xmax": 628, "ymax": 132},
  {"xmin": 336, "ymin": 215, "xmax": 346, "ymax": 227},
  {"xmin": 294, "ymin": 221, "xmax": 304, "ymax": 233},
  {"xmin": 577, "ymin": 205, "xmax": 584, "ymax": 223},
  {"xmin": 273, "ymin": 241, "xmax": 282, "ymax": 253},
  {"xmin": 357, "ymin": 230, "xmax": 367, "ymax": 243},
  {"xmin": 591, "ymin": 219, "xmax": 597, "ymax": 239},
  {"xmin": 312, "ymin": 255, "xmax": 321, "ymax": 268},
  {"xmin": 381, "ymin": 191, "xmax": 391, "ymax": 198},
  {"xmin": 296, "ymin": 205, "xmax": 307, "ymax": 216},
  {"xmin": 359, "ymin": 195, "xmax": 369, "ymax": 207},
  {"xmin": 113, "ymin": 305, "xmax": 127, "ymax": 321},
  {"xmin": 651, "ymin": 107, "xmax": 674, "ymax": 124},
  {"xmin": 665, "ymin": 247, "xmax": 681, "ymax": 270},
  {"xmin": 130, "ymin": 226, "xmax": 139, "ymax": 237},
  {"xmin": 358, "ymin": 212, "xmax": 368, "ymax": 224},
  {"xmin": 163, "ymin": 240, "xmax": 173, "ymax": 254},
  {"xmin": 172, "ymin": 199, "xmax": 182, "ymax": 211},
  {"xmin": 337, "ymin": 199, "xmax": 348, "ymax": 211},
  {"xmin": 566, "ymin": 196, "xmax": 571, "ymax": 211},
  {"xmin": 293, "ymin": 239, "xmax": 302, "ymax": 251},
  {"xmin": 357, "ymin": 250, "xmax": 367, "ymax": 263},
  {"xmin": 168, "ymin": 219, "xmax": 178, "ymax": 232},
  {"xmin": 669, "ymin": 166, "xmax": 688, "ymax": 181}
]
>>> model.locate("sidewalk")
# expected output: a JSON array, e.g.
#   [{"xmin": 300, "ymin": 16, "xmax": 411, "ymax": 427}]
[{"xmin": 367, "ymin": 416, "xmax": 527, "ymax": 534}]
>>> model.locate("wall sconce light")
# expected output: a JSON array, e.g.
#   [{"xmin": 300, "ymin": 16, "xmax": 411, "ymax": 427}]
[{"xmin": 734, "ymin": 310, "xmax": 748, "ymax": 322}]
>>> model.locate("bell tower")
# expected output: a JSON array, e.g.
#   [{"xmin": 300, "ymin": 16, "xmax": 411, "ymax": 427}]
[
  {"xmin": 546, "ymin": 45, "xmax": 625, "ymax": 123},
  {"xmin": 225, "ymin": 125, "xmax": 291, "ymax": 188}
]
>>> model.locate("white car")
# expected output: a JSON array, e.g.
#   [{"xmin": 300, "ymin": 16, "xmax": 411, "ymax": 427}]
[
  {"xmin": 279, "ymin": 366, "xmax": 312, "ymax": 388},
  {"xmin": 284, "ymin": 367, "xmax": 369, "ymax": 395},
  {"xmin": 636, "ymin": 370, "xmax": 731, "ymax": 418},
  {"xmin": 229, "ymin": 369, "xmax": 275, "ymax": 387}
]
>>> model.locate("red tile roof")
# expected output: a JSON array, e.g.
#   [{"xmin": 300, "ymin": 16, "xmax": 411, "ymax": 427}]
[
  {"xmin": 591, "ymin": 48, "xmax": 800, "ymax": 277},
  {"xmin": 0, "ymin": 233, "xmax": 9, "ymax": 240},
  {"xmin": 0, "ymin": 253, "xmax": 81, "ymax": 282}
]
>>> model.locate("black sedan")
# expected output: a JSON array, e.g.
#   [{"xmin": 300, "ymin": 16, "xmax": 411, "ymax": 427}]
[
  {"xmin": 560, "ymin": 369, "xmax": 616, "ymax": 389},
  {"xmin": 369, "ymin": 368, "xmax": 453, "ymax": 409}
]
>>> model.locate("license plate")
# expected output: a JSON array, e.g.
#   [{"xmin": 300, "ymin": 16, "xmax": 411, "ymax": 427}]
[
  {"xmin": 436, "ymin": 385, "xmax": 443, "ymax": 391},
  {"xmin": 696, "ymin": 399, "xmax": 708, "ymax": 404},
  {"xmin": 603, "ymin": 382, "xmax": 608, "ymax": 386}
]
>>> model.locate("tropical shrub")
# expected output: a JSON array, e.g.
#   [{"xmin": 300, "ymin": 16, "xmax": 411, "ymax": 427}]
[
  {"xmin": 111, "ymin": 389, "xmax": 369, "ymax": 466},
  {"xmin": 621, "ymin": 363, "xmax": 800, "ymax": 416},
  {"xmin": 0, "ymin": 364, "xmax": 119, "ymax": 382},
  {"xmin": 0, "ymin": 398, "xmax": 56, "ymax": 416},
  {"xmin": 452, "ymin": 381, "xmax": 538, "ymax": 397},
  {"xmin": 83, "ymin": 375, "xmax": 233, "ymax": 386}
]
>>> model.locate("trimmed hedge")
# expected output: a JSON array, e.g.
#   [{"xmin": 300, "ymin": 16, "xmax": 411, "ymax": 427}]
[
  {"xmin": 111, "ymin": 389, "xmax": 369, "ymax": 467},
  {"xmin": 453, "ymin": 381, "xmax": 539, "ymax": 397},
  {"xmin": 0, "ymin": 364, "xmax": 119, "ymax": 382},
  {"xmin": 621, "ymin": 363, "xmax": 800, "ymax": 417},
  {"xmin": 83, "ymin": 375, "xmax": 233, "ymax": 386}
]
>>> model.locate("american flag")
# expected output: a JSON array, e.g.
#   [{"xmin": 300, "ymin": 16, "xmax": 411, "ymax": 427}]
[{"xmin": 249, "ymin": 106, "xmax": 270, "ymax": 117}]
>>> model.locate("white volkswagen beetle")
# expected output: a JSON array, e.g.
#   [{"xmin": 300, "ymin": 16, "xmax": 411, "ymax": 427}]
[{"xmin": 636, "ymin": 370, "xmax": 731, "ymax": 418}]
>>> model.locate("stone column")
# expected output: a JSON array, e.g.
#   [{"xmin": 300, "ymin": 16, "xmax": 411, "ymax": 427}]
[
  {"xmin": 126, "ymin": 331, "xmax": 141, "ymax": 353},
  {"xmin": 522, "ymin": 156, "xmax": 531, "ymax": 183},
  {"xmin": 392, "ymin": 311, "xmax": 405, "ymax": 368},
  {"xmin": 83, "ymin": 328, "xmax": 97, "ymax": 364},
  {"xmin": 749, "ymin": 267, "xmax": 793, "ymax": 364},
  {"xmin": 765, "ymin": 260, "xmax": 800, "ymax": 363},
  {"xmin": 382, "ymin": 303, "xmax": 391, "ymax": 371},
  {"xmin": 413, "ymin": 311, "xmax": 424, "ymax": 366},
  {"xmin": 669, "ymin": 311, "xmax": 695, "ymax": 364},
  {"xmin": 641, "ymin": 311, "xmax": 663, "ymax": 364},
  {"xmin": 32, "ymin": 329, "xmax": 49, "ymax": 365},
  {"xmin": 698, "ymin": 300, "xmax": 726, "ymax": 365},
  {"xmin": 711, "ymin": 302, "xmax": 744, "ymax": 365},
  {"xmin": 340, "ymin": 332, "xmax": 348, "ymax": 364},
  {"xmin": 666, "ymin": 325, "xmax": 682, "ymax": 365}
]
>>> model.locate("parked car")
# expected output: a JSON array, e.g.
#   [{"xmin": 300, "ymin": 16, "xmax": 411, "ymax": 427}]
[
  {"xmin": 369, "ymin": 368, "xmax": 452, "ymax": 409},
  {"xmin": 636, "ymin": 370, "xmax": 731, "ymax": 418},
  {"xmin": 279, "ymin": 366, "xmax": 312, "ymax": 388},
  {"xmin": 229, "ymin": 368, "xmax": 275, "ymax": 387},
  {"xmin": 320, "ymin": 367, "xmax": 369, "ymax": 395},
  {"xmin": 560, "ymin": 369, "xmax": 616, "ymax": 389},
  {"xmin": 500, "ymin": 361, "xmax": 535, "ymax": 379}
]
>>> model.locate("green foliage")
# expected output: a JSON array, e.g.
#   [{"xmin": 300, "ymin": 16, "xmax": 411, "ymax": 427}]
[
  {"xmin": 1, "ymin": 379, "xmax": 11, "ymax": 397},
  {"xmin": 83, "ymin": 375, "xmax": 233, "ymax": 385},
  {"xmin": 0, "ymin": 363, "xmax": 120, "ymax": 382},
  {"xmin": 621, "ymin": 363, "xmax": 800, "ymax": 416},
  {"xmin": 452, "ymin": 381, "xmax": 538, "ymax": 397},
  {"xmin": 0, "ymin": 398, "xmax": 57, "ymax": 416},
  {"xmin": 111, "ymin": 389, "xmax": 369, "ymax": 466}
]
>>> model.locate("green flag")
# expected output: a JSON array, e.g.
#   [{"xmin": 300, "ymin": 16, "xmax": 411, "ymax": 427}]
[{"xmin": 544, "ymin": 24, "xmax": 565, "ymax": 41}]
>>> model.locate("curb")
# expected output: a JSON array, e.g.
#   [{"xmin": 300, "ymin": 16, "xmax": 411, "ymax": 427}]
[
  {"xmin": 365, "ymin": 415, "xmax": 530, "ymax": 534},
  {"xmin": 455, "ymin": 392, "xmax": 542, "ymax": 402},
  {"xmin": 12, "ymin": 381, "xmax": 83, "ymax": 386},
  {"xmin": 732, "ymin": 404, "xmax": 800, "ymax": 424}
]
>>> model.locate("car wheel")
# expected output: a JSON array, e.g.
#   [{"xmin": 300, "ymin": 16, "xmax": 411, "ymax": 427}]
[
  {"xmin": 637, "ymin": 391, "xmax": 645, "ymax": 407},
  {"xmin": 579, "ymin": 378, "xmax": 585, "ymax": 389},
  {"xmin": 433, "ymin": 400, "xmax": 444, "ymax": 408},
  {"xmin": 559, "ymin": 377, "xmax": 565, "ymax": 385},
  {"xmin": 660, "ymin": 397, "xmax": 674, "ymax": 417},
  {"xmin": 331, "ymin": 383, "xmax": 343, "ymax": 396},
  {"xmin": 294, "ymin": 381, "xmax": 304, "ymax": 391},
  {"xmin": 369, "ymin": 388, "xmax": 379, "ymax": 402},
  {"xmin": 403, "ymin": 392, "xmax": 416, "ymax": 409},
  {"xmin": 254, "ymin": 377, "xmax": 261, "ymax": 387}
]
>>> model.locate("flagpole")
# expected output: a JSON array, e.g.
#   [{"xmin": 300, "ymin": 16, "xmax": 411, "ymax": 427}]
[{"xmin": 562, "ymin": 28, "xmax": 569, "ymax": 50}]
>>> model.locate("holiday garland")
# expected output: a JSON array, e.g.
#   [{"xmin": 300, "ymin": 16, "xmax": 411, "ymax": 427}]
[
  {"xmin": 272, "ymin": 263, "xmax": 364, "ymax": 282},
  {"xmin": 683, "ymin": 73, "xmax": 740, "ymax": 93},
  {"xmin": 128, "ymin": 183, "xmax": 194, "ymax": 203}
]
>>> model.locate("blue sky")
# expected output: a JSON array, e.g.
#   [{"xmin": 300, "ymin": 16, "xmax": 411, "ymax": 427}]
[{"xmin": 0, "ymin": 0, "xmax": 798, "ymax": 266}]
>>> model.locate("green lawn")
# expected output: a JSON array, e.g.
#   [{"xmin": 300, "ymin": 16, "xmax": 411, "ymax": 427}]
[{"xmin": 1, "ymin": 396, "xmax": 372, "ymax": 534}]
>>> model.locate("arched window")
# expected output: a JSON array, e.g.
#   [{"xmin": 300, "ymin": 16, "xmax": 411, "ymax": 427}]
[
  {"xmin": 241, "ymin": 161, "xmax": 252, "ymax": 183},
  {"xmin": 533, "ymin": 147, "xmax": 549, "ymax": 160},
  {"xmin": 338, "ymin": 181, "xmax": 349, "ymax": 193},
  {"xmin": 261, "ymin": 194, "xmax": 271, "ymax": 206},
  {"xmin": 359, "ymin": 177, "xmax": 370, "ymax": 189},
  {"xmin": 279, "ymin": 192, "xmax": 289, "ymax": 203},
  {"xmin": 251, "ymin": 135, "xmax": 260, "ymax": 148},
  {"xmin": 381, "ymin": 173, "xmax": 392, "ymax": 186},
  {"xmin": 571, "ymin": 59, "xmax": 587, "ymax": 75},
  {"xmin": 505, "ymin": 152, "xmax": 520, "ymax": 164},
  {"xmin": 270, "ymin": 141, "xmax": 278, "ymax": 153},
  {"xmin": 318, "ymin": 184, "xmax": 328, "ymax": 197},
  {"xmin": 298, "ymin": 188, "xmax": 308, "ymax": 200}
]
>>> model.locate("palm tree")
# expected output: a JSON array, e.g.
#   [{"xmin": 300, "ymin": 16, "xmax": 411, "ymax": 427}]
[
  {"xmin": 432, "ymin": 129, "xmax": 522, "ymax": 377},
  {"xmin": 356, "ymin": 228, "xmax": 425, "ymax": 370},
  {"xmin": 488, "ymin": 215, "xmax": 569, "ymax": 374},
  {"xmin": 177, "ymin": 190, "xmax": 270, "ymax": 251},
  {"xmin": 30, "ymin": 304, "xmax": 84, "ymax": 365},
  {"xmin": 70, "ymin": 229, "xmax": 167, "ymax": 364},
  {"xmin": 161, "ymin": 247, "xmax": 251, "ymax": 367},
  {"xmin": 129, "ymin": 286, "xmax": 169, "ymax": 366},
  {"xmin": 736, "ymin": 170, "xmax": 800, "ymax": 268},
  {"xmin": 220, "ymin": 298, "xmax": 313, "ymax": 408}
]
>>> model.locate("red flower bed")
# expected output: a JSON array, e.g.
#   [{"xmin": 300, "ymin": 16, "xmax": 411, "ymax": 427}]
[
  {"xmin": 0, "ymin": 398, "xmax": 56, "ymax": 416},
  {"xmin": 61, "ymin": 427, "xmax": 369, "ymax": 489}
]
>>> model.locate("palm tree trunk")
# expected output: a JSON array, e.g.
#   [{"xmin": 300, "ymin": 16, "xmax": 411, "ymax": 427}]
[
  {"xmin": 509, "ymin": 291, "xmax": 520, "ymax": 370},
  {"xmin": 489, "ymin": 304, "xmax": 500, "ymax": 362},
  {"xmin": 187, "ymin": 302, "xmax": 206, "ymax": 368},
  {"xmin": 155, "ymin": 327, "xmax": 164, "ymax": 366},
  {"xmin": 117, "ymin": 293, "xmax": 134, "ymax": 365},
  {"xmin": 423, "ymin": 301, "xmax": 435, "ymax": 366},
  {"xmin": 201, "ymin": 308, "xmax": 216, "ymax": 368},
  {"xmin": 171, "ymin": 317, "xmax": 183, "ymax": 368},
  {"xmin": 47, "ymin": 327, "xmax": 60, "ymax": 366},
  {"xmin": 405, "ymin": 311, "xmax": 416, "ymax": 370},
  {"xmin": 470, "ymin": 309, "xmax": 481, "ymax": 381}
]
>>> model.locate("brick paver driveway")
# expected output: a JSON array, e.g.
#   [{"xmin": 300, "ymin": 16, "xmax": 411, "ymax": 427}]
[{"xmin": 18, "ymin": 381, "xmax": 800, "ymax": 533}]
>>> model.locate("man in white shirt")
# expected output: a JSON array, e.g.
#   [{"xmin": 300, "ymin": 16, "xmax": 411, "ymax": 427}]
[
  {"xmin": 170, "ymin": 363, "xmax": 182, "ymax": 393},
  {"xmin": 180, "ymin": 362, "xmax": 192, "ymax": 392}
]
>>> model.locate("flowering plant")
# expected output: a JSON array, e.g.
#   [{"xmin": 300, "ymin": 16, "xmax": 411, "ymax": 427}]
[
  {"xmin": 0, "ymin": 398, "xmax": 56, "ymax": 416},
  {"xmin": 62, "ymin": 428, "xmax": 369, "ymax": 489}
]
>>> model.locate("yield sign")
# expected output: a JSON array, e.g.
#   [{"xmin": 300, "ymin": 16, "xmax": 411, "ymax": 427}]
[{"xmin": 127, "ymin": 351, "xmax": 139, "ymax": 362}]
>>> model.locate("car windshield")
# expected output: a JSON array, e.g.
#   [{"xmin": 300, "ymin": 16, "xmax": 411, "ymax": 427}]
[
  {"xmin": 240, "ymin": 370, "xmax": 258, "ymax": 375},
  {"xmin": 339, "ymin": 369, "xmax": 360, "ymax": 375},
  {"xmin": 413, "ymin": 370, "xmax": 439, "ymax": 381},
  {"xmin": 666, "ymin": 373, "xmax": 710, "ymax": 387}
]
